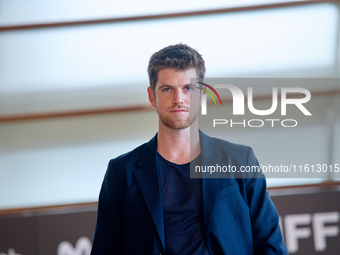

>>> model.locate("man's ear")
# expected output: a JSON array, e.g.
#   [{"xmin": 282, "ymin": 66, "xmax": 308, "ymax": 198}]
[{"xmin": 147, "ymin": 87, "xmax": 156, "ymax": 108}]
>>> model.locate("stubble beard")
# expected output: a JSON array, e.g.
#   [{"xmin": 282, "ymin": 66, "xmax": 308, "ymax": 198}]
[{"xmin": 156, "ymin": 107, "xmax": 198, "ymax": 130}]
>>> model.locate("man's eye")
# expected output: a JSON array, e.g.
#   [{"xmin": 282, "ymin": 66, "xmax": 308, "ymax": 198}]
[
  {"xmin": 185, "ymin": 86, "xmax": 192, "ymax": 91},
  {"xmin": 162, "ymin": 88, "xmax": 170, "ymax": 92}
]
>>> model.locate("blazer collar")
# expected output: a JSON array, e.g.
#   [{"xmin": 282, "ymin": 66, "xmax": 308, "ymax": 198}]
[{"xmin": 199, "ymin": 130, "xmax": 223, "ymax": 163}]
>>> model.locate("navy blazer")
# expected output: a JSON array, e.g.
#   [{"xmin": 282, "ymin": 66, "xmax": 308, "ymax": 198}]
[{"xmin": 91, "ymin": 131, "xmax": 288, "ymax": 255}]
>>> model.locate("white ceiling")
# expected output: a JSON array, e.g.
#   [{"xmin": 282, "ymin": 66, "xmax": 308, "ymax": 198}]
[
  {"xmin": 0, "ymin": 2, "xmax": 338, "ymax": 115},
  {"xmin": 0, "ymin": 0, "xmax": 310, "ymax": 25}
]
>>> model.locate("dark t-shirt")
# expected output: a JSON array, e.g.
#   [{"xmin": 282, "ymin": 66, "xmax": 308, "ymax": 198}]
[{"xmin": 157, "ymin": 153, "xmax": 209, "ymax": 255}]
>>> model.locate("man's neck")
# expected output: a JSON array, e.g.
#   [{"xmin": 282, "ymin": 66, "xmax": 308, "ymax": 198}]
[{"xmin": 157, "ymin": 122, "xmax": 200, "ymax": 165}]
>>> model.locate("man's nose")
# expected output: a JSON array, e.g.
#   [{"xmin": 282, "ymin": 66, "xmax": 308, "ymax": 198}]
[{"xmin": 172, "ymin": 89, "xmax": 184, "ymax": 104}]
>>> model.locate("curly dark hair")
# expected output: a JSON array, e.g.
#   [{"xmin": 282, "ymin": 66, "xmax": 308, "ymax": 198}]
[{"xmin": 147, "ymin": 43, "xmax": 206, "ymax": 93}]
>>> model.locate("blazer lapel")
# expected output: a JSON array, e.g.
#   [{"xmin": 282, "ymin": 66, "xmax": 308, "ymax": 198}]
[
  {"xmin": 199, "ymin": 131, "xmax": 230, "ymax": 237},
  {"xmin": 132, "ymin": 134, "xmax": 165, "ymax": 250}
]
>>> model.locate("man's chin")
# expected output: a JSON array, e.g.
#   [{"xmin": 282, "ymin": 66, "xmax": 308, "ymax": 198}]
[
  {"xmin": 159, "ymin": 113, "xmax": 198, "ymax": 130},
  {"xmin": 165, "ymin": 122, "xmax": 190, "ymax": 130},
  {"xmin": 161, "ymin": 119, "xmax": 198, "ymax": 130}
]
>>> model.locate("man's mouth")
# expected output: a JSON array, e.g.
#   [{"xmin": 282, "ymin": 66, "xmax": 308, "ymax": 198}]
[{"xmin": 169, "ymin": 108, "xmax": 189, "ymax": 113}]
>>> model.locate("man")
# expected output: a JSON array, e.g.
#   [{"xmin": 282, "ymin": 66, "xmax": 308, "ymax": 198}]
[{"xmin": 91, "ymin": 44, "xmax": 288, "ymax": 255}]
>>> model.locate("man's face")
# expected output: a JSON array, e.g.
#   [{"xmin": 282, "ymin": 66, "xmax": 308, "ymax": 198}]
[{"xmin": 147, "ymin": 68, "xmax": 200, "ymax": 130}]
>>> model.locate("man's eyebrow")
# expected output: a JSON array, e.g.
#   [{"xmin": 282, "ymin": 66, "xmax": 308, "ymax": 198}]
[
  {"xmin": 158, "ymin": 84, "xmax": 194, "ymax": 89},
  {"xmin": 158, "ymin": 84, "xmax": 172, "ymax": 89}
]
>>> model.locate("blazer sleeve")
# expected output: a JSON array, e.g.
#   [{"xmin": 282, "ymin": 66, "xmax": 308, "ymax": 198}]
[
  {"xmin": 91, "ymin": 161, "xmax": 124, "ymax": 255},
  {"xmin": 245, "ymin": 148, "xmax": 288, "ymax": 255}
]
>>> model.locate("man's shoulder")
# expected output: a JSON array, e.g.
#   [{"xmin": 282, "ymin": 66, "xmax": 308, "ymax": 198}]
[
  {"xmin": 210, "ymin": 135, "xmax": 250, "ymax": 149},
  {"xmin": 108, "ymin": 142, "xmax": 147, "ymax": 166},
  {"xmin": 204, "ymin": 133, "xmax": 253, "ymax": 156},
  {"xmin": 108, "ymin": 134, "xmax": 157, "ymax": 169}
]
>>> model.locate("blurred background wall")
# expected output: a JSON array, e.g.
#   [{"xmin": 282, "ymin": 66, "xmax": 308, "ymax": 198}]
[{"xmin": 0, "ymin": 0, "xmax": 339, "ymax": 210}]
